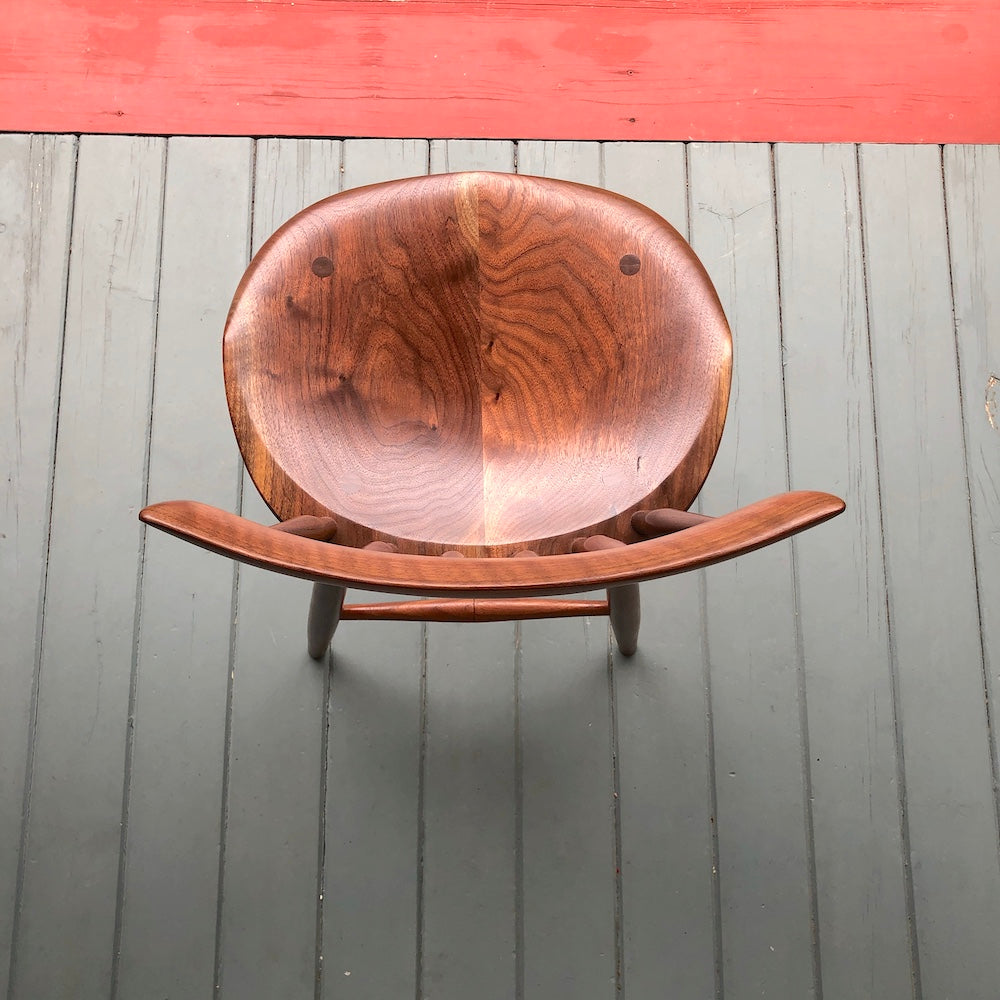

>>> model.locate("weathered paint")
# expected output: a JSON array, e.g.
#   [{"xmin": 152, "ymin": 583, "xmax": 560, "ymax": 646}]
[
  {"xmin": 2, "ymin": 0, "xmax": 998, "ymax": 142},
  {"xmin": 3, "ymin": 136, "xmax": 1000, "ymax": 998}
]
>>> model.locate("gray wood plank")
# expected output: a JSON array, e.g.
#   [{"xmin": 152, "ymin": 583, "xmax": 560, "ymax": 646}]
[
  {"xmin": 320, "ymin": 138, "xmax": 429, "ymax": 1000},
  {"xmin": 943, "ymin": 143, "xmax": 1000, "ymax": 853},
  {"xmin": 429, "ymin": 139, "xmax": 515, "ymax": 173},
  {"xmin": 602, "ymin": 141, "xmax": 718, "ymax": 1000},
  {"xmin": 217, "ymin": 138, "xmax": 340, "ymax": 999},
  {"xmin": 860, "ymin": 143, "xmax": 1000, "ymax": 997},
  {"xmin": 4, "ymin": 131, "xmax": 996, "ymax": 1000},
  {"xmin": 603, "ymin": 141, "xmax": 686, "ymax": 229},
  {"xmin": 9, "ymin": 134, "xmax": 165, "ymax": 1000},
  {"xmin": 688, "ymin": 142, "xmax": 816, "ymax": 998},
  {"xmin": 421, "ymin": 624, "xmax": 517, "ymax": 998},
  {"xmin": 516, "ymin": 140, "xmax": 617, "ymax": 1000},
  {"xmin": 518, "ymin": 620, "xmax": 617, "ymax": 999},
  {"xmin": 775, "ymin": 142, "xmax": 911, "ymax": 997},
  {"xmin": 419, "ymin": 140, "xmax": 518, "ymax": 1000},
  {"xmin": 0, "ymin": 133, "xmax": 76, "ymax": 1000},
  {"xmin": 115, "ymin": 136, "xmax": 254, "ymax": 999}
]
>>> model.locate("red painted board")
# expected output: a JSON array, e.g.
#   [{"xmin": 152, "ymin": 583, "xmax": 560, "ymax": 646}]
[{"xmin": 1, "ymin": 0, "xmax": 998, "ymax": 142}]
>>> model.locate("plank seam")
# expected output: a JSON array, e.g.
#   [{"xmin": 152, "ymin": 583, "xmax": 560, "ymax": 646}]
[
  {"xmin": 315, "ymin": 137, "xmax": 345, "ymax": 1000},
  {"xmin": 772, "ymin": 141, "xmax": 825, "ymax": 1000},
  {"xmin": 108, "ymin": 134, "xmax": 170, "ymax": 1000},
  {"xmin": 855, "ymin": 143, "xmax": 924, "ymax": 1000},
  {"xmin": 314, "ymin": 653, "xmax": 332, "ymax": 1000},
  {"xmin": 513, "ymin": 621, "xmax": 525, "ymax": 1000},
  {"xmin": 5, "ymin": 134, "xmax": 80, "ymax": 1000},
  {"xmin": 600, "ymin": 141, "xmax": 625, "ymax": 996},
  {"xmin": 700, "ymin": 564, "xmax": 724, "ymax": 1000},
  {"xmin": 414, "ymin": 621, "xmax": 429, "ymax": 1000},
  {"xmin": 213, "ymin": 139, "xmax": 258, "ymax": 998},
  {"xmin": 508, "ymin": 142, "xmax": 524, "ymax": 1000},
  {"xmin": 687, "ymin": 141, "xmax": 725, "ymax": 1000},
  {"xmin": 429, "ymin": 138, "xmax": 442, "ymax": 172},
  {"xmin": 608, "ymin": 632, "xmax": 625, "ymax": 996},
  {"xmin": 213, "ymin": 559, "xmax": 239, "ymax": 997},
  {"xmin": 939, "ymin": 145, "xmax": 1000, "ymax": 865}
]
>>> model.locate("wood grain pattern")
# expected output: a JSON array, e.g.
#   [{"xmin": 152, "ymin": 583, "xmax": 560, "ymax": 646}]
[
  {"xmin": 565, "ymin": 533, "xmax": 639, "ymax": 650},
  {"xmin": 140, "ymin": 490, "xmax": 843, "ymax": 598},
  {"xmin": 116, "ymin": 136, "xmax": 254, "ymax": 1000},
  {"xmin": 420, "ymin": 139, "xmax": 519, "ymax": 1000},
  {"xmin": 217, "ymin": 138, "xmax": 340, "ymax": 999},
  {"xmin": 0, "ymin": 133, "xmax": 76, "ymax": 1000},
  {"xmin": 943, "ymin": 144, "xmax": 1000, "ymax": 857},
  {"xmin": 421, "ymin": 619, "xmax": 518, "ymax": 1000},
  {"xmin": 222, "ymin": 171, "xmax": 732, "ymax": 556},
  {"xmin": 861, "ymin": 143, "xmax": 1000, "ymax": 997},
  {"xmin": 12, "ymin": 133, "xmax": 997, "ymax": 1000},
  {"xmin": 775, "ymin": 142, "xmax": 911, "ymax": 996},
  {"xmin": 690, "ymin": 142, "xmax": 816, "ymax": 997},
  {"xmin": 271, "ymin": 514, "xmax": 339, "ymax": 540},
  {"xmin": 11, "ymin": 135, "xmax": 165, "ymax": 1000},
  {"xmin": 632, "ymin": 506, "xmax": 713, "ymax": 535},
  {"xmin": 319, "ymin": 137, "xmax": 428, "ymax": 1000},
  {"xmin": 603, "ymin": 141, "xmax": 720, "ymax": 999},
  {"xmin": 340, "ymin": 598, "xmax": 608, "ymax": 621},
  {"xmin": 512, "ymin": 139, "xmax": 618, "ymax": 1000},
  {"xmin": 430, "ymin": 139, "xmax": 516, "ymax": 175},
  {"xmin": 2, "ymin": 1, "xmax": 998, "ymax": 142}
]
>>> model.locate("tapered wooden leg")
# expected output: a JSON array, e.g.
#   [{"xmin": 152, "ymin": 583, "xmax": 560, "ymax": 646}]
[
  {"xmin": 308, "ymin": 582, "xmax": 346, "ymax": 659},
  {"xmin": 608, "ymin": 583, "xmax": 640, "ymax": 656}
]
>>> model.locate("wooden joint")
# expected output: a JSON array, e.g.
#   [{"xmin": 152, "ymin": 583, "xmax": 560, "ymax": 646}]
[
  {"xmin": 572, "ymin": 534, "xmax": 627, "ymax": 553},
  {"xmin": 363, "ymin": 540, "xmax": 399, "ymax": 553},
  {"xmin": 631, "ymin": 507, "xmax": 713, "ymax": 537},
  {"xmin": 271, "ymin": 515, "xmax": 338, "ymax": 541}
]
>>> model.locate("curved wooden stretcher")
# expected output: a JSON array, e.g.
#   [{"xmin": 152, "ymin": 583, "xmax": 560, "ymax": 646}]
[{"xmin": 140, "ymin": 172, "xmax": 844, "ymax": 658}]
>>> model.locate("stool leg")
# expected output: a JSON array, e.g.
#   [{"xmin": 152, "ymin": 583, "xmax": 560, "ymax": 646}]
[
  {"xmin": 308, "ymin": 583, "xmax": 346, "ymax": 659},
  {"xmin": 608, "ymin": 584, "xmax": 640, "ymax": 656}
]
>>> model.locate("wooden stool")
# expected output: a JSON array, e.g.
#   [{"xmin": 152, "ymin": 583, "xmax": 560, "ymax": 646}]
[{"xmin": 141, "ymin": 172, "xmax": 844, "ymax": 657}]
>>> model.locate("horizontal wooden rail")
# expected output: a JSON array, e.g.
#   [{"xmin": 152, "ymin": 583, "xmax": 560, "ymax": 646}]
[
  {"xmin": 3, "ymin": 1, "xmax": 998, "ymax": 141},
  {"xmin": 341, "ymin": 598, "xmax": 609, "ymax": 623}
]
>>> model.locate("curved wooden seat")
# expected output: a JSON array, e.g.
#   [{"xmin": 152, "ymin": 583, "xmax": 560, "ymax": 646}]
[{"xmin": 140, "ymin": 172, "xmax": 845, "ymax": 657}]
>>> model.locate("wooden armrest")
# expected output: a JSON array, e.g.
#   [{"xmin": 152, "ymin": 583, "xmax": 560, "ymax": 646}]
[{"xmin": 139, "ymin": 491, "xmax": 845, "ymax": 600}]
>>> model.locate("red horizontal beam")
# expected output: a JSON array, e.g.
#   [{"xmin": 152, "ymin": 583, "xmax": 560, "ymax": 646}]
[{"xmin": 3, "ymin": 0, "xmax": 998, "ymax": 142}]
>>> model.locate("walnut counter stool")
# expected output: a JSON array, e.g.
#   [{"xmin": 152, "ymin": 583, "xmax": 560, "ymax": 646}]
[{"xmin": 140, "ymin": 172, "xmax": 844, "ymax": 659}]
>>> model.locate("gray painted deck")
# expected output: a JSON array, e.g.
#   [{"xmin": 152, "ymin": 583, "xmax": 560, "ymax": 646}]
[{"xmin": 2, "ymin": 136, "xmax": 998, "ymax": 1000}]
